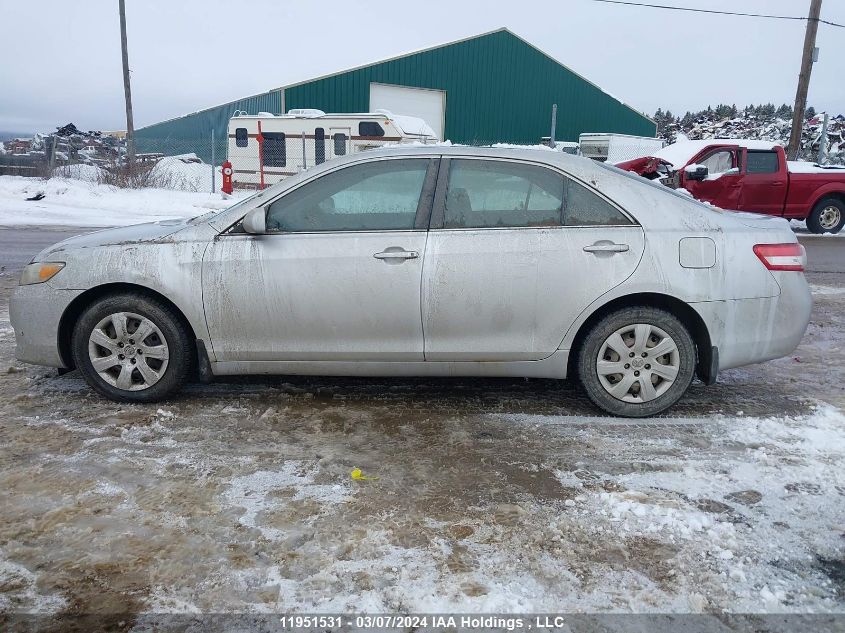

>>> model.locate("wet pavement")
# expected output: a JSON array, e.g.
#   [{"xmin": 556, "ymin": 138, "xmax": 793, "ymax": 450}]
[{"xmin": 0, "ymin": 231, "xmax": 843, "ymax": 625}]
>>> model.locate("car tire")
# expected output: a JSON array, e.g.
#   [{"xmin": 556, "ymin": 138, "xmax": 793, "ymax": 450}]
[
  {"xmin": 71, "ymin": 293, "xmax": 192, "ymax": 403},
  {"xmin": 806, "ymin": 197, "xmax": 845, "ymax": 234},
  {"xmin": 577, "ymin": 307, "xmax": 696, "ymax": 418}
]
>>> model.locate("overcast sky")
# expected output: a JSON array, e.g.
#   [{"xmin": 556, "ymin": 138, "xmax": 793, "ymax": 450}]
[{"xmin": 1, "ymin": 0, "xmax": 843, "ymax": 133}]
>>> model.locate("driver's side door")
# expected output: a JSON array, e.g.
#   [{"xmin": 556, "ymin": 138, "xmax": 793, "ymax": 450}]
[
  {"xmin": 202, "ymin": 157, "xmax": 438, "ymax": 363},
  {"xmin": 684, "ymin": 146, "xmax": 742, "ymax": 209}
]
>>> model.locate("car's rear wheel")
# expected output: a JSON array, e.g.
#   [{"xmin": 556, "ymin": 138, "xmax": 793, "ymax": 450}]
[
  {"xmin": 71, "ymin": 294, "xmax": 191, "ymax": 402},
  {"xmin": 577, "ymin": 307, "xmax": 696, "ymax": 417},
  {"xmin": 807, "ymin": 198, "xmax": 845, "ymax": 234}
]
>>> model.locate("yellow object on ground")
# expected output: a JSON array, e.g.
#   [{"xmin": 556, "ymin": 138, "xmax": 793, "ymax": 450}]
[{"xmin": 351, "ymin": 468, "xmax": 378, "ymax": 481}]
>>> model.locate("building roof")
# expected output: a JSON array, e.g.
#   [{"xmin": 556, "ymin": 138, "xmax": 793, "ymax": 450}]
[
  {"xmin": 142, "ymin": 28, "xmax": 651, "ymax": 129},
  {"xmin": 277, "ymin": 28, "xmax": 652, "ymax": 123}
]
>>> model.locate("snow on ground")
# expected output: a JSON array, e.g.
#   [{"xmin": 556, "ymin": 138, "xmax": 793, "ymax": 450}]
[
  {"xmin": 0, "ymin": 175, "xmax": 243, "ymax": 227},
  {"xmin": 148, "ymin": 153, "xmax": 217, "ymax": 192}
]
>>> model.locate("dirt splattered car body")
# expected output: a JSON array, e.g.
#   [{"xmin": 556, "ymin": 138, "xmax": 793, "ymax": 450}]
[{"xmin": 10, "ymin": 146, "xmax": 812, "ymax": 415}]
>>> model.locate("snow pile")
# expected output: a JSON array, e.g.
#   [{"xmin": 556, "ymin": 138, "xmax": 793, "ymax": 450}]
[
  {"xmin": 0, "ymin": 175, "xmax": 242, "ymax": 227},
  {"xmin": 148, "ymin": 153, "xmax": 216, "ymax": 192}
]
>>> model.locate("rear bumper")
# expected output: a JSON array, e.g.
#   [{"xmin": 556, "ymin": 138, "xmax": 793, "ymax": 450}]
[
  {"xmin": 9, "ymin": 283, "xmax": 83, "ymax": 368},
  {"xmin": 692, "ymin": 273, "xmax": 812, "ymax": 371}
]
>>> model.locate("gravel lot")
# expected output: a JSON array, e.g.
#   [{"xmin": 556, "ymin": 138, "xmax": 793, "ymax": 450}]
[{"xmin": 0, "ymin": 233, "xmax": 843, "ymax": 628}]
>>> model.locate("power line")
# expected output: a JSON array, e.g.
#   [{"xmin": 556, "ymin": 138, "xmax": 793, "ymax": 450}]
[{"xmin": 587, "ymin": 0, "xmax": 845, "ymax": 28}]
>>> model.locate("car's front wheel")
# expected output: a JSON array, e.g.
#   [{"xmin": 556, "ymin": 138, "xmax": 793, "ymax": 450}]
[
  {"xmin": 577, "ymin": 307, "xmax": 696, "ymax": 417},
  {"xmin": 71, "ymin": 294, "xmax": 192, "ymax": 402}
]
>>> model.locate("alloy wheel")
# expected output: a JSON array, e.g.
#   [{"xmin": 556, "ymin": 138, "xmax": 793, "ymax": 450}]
[
  {"xmin": 596, "ymin": 323, "xmax": 680, "ymax": 403},
  {"xmin": 87, "ymin": 311, "xmax": 170, "ymax": 391}
]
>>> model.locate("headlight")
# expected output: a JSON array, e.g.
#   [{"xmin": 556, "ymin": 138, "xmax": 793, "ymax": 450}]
[{"xmin": 19, "ymin": 262, "xmax": 65, "ymax": 285}]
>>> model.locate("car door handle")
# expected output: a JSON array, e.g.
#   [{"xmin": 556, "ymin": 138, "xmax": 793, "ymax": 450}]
[
  {"xmin": 583, "ymin": 243, "xmax": 629, "ymax": 253},
  {"xmin": 373, "ymin": 250, "xmax": 419, "ymax": 260}
]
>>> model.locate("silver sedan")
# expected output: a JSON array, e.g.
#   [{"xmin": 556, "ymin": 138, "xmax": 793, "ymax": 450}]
[{"xmin": 10, "ymin": 146, "xmax": 812, "ymax": 417}]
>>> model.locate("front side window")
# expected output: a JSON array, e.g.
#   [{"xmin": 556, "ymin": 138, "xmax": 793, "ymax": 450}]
[
  {"xmin": 443, "ymin": 160, "xmax": 564, "ymax": 229},
  {"xmin": 266, "ymin": 159, "xmax": 430, "ymax": 232},
  {"xmin": 359, "ymin": 121, "xmax": 385, "ymax": 137},
  {"xmin": 235, "ymin": 127, "xmax": 248, "ymax": 148},
  {"xmin": 263, "ymin": 132, "xmax": 286, "ymax": 167},
  {"xmin": 746, "ymin": 150, "xmax": 779, "ymax": 174},
  {"xmin": 699, "ymin": 150, "xmax": 736, "ymax": 176}
]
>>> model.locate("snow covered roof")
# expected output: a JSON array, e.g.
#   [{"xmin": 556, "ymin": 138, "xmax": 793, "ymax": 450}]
[
  {"xmin": 379, "ymin": 112, "xmax": 436, "ymax": 138},
  {"xmin": 653, "ymin": 139, "xmax": 782, "ymax": 169}
]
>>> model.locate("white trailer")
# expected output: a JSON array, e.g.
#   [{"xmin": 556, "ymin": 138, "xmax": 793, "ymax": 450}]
[
  {"xmin": 227, "ymin": 109, "xmax": 437, "ymax": 188},
  {"xmin": 578, "ymin": 132, "xmax": 664, "ymax": 163}
]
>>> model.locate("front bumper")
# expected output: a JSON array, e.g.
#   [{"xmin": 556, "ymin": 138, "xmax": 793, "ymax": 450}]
[{"xmin": 9, "ymin": 283, "xmax": 83, "ymax": 368}]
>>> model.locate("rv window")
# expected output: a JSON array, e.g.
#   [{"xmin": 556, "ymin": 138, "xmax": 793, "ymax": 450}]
[
  {"xmin": 235, "ymin": 127, "xmax": 248, "ymax": 147},
  {"xmin": 262, "ymin": 132, "xmax": 286, "ymax": 167},
  {"xmin": 333, "ymin": 133, "xmax": 347, "ymax": 156},
  {"xmin": 359, "ymin": 122, "xmax": 385, "ymax": 137},
  {"xmin": 315, "ymin": 128, "xmax": 326, "ymax": 165}
]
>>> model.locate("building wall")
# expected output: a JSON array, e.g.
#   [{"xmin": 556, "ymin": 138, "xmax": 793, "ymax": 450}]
[
  {"xmin": 135, "ymin": 90, "xmax": 282, "ymax": 163},
  {"xmin": 284, "ymin": 30, "xmax": 655, "ymax": 144},
  {"xmin": 136, "ymin": 29, "xmax": 655, "ymax": 163}
]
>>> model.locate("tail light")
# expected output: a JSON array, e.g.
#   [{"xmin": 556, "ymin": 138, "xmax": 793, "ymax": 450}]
[{"xmin": 753, "ymin": 243, "xmax": 806, "ymax": 272}]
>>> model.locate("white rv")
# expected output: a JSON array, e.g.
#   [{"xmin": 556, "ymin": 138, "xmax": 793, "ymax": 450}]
[
  {"xmin": 227, "ymin": 109, "xmax": 437, "ymax": 188},
  {"xmin": 578, "ymin": 133, "xmax": 664, "ymax": 163}
]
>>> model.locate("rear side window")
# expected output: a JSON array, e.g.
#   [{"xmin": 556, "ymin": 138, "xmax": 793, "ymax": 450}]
[
  {"xmin": 359, "ymin": 121, "xmax": 385, "ymax": 137},
  {"xmin": 333, "ymin": 133, "xmax": 347, "ymax": 156},
  {"xmin": 235, "ymin": 127, "xmax": 248, "ymax": 147},
  {"xmin": 563, "ymin": 177, "xmax": 632, "ymax": 226},
  {"xmin": 746, "ymin": 150, "xmax": 779, "ymax": 174},
  {"xmin": 262, "ymin": 132, "xmax": 285, "ymax": 167},
  {"xmin": 443, "ymin": 160, "xmax": 564, "ymax": 229}
]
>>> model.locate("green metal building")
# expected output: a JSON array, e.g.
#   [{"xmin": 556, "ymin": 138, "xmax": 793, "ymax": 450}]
[{"xmin": 136, "ymin": 28, "xmax": 655, "ymax": 161}]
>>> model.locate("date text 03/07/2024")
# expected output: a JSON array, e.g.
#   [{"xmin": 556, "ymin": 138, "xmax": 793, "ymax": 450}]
[{"xmin": 277, "ymin": 615, "xmax": 577, "ymax": 630}]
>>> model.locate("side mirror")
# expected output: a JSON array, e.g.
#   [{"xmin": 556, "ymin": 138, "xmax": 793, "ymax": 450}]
[
  {"xmin": 684, "ymin": 164, "xmax": 708, "ymax": 181},
  {"xmin": 242, "ymin": 207, "xmax": 267, "ymax": 234}
]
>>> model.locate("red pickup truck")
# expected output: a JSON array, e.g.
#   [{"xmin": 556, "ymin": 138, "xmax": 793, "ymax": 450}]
[{"xmin": 616, "ymin": 140, "xmax": 845, "ymax": 234}]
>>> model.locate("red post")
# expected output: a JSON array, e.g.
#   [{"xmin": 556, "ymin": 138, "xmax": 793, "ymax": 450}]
[
  {"xmin": 221, "ymin": 160, "xmax": 233, "ymax": 194},
  {"xmin": 257, "ymin": 119, "xmax": 266, "ymax": 190}
]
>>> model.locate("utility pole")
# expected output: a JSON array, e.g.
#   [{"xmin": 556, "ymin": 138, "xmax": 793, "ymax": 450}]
[
  {"xmin": 787, "ymin": 0, "xmax": 822, "ymax": 160},
  {"xmin": 119, "ymin": 0, "xmax": 135, "ymax": 168}
]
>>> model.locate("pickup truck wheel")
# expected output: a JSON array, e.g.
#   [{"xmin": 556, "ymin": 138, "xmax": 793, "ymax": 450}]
[
  {"xmin": 807, "ymin": 198, "xmax": 845, "ymax": 234},
  {"xmin": 71, "ymin": 294, "xmax": 192, "ymax": 403},
  {"xmin": 577, "ymin": 307, "xmax": 696, "ymax": 418}
]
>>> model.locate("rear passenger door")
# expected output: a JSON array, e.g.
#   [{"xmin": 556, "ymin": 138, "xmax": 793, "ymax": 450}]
[
  {"xmin": 737, "ymin": 149, "xmax": 788, "ymax": 215},
  {"xmin": 421, "ymin": 157, "xmax": 645, "ymax": 361}
]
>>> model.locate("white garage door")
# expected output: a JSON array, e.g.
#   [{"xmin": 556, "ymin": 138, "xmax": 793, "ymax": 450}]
[{"xmin": 369, "ymin": 83, "xmax": 446, "ymax": 140}]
